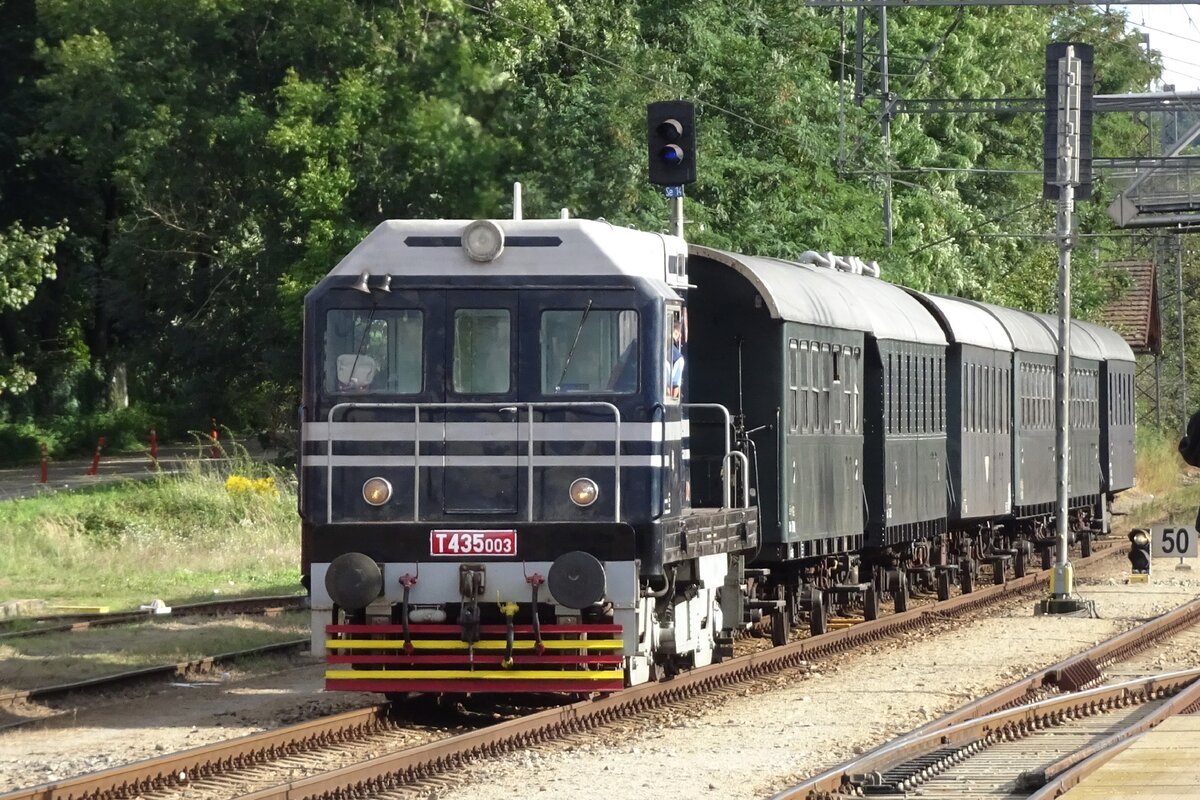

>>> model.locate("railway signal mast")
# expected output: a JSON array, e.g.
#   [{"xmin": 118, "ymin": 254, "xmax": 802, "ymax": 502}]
[{"xmin": 1038, "ymin": 43, "xmax": 1095, "ymax": 616}]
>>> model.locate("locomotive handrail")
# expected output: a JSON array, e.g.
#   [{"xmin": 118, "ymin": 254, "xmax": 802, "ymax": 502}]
[
  {"xmin": 325, "ymin": 401, "xmax": 622, "ymax": 523},
  {"xmin": 683, "ymin": 403, "xmax": 733, "ymax": 509},
  {"xmin": 724, "ymin": 450, "xmax": 752, "ymax": 508}
]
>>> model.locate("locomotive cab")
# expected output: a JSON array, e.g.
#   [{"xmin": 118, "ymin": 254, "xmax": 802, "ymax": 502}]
[{"xmin": 301, "ymin": 219, "xmax": 758, "ymax": 694}]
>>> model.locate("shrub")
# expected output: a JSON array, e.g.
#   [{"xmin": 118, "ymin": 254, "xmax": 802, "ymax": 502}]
[{"xmin": 0, "ymin": 422, "xmax": 56, "ymax": 465}]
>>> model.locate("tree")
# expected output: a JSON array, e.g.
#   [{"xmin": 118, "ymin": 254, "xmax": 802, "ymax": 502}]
[{"xmin": 0, "ymin": 221, "xmax": 65, "ymax": 396}]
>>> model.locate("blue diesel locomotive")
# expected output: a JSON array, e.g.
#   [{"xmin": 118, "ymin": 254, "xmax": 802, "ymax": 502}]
[{"xmin": 300, "ymin": 215, "xmax": 1135, "ymax": 695}]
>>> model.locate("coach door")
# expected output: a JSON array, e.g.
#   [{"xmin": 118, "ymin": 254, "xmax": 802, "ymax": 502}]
[{"xmin": 441, "ymin": 291, "xmax": 521, "ymax": 514}]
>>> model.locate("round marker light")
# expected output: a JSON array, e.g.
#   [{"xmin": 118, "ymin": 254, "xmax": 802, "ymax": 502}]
[
  {"xmin": 462, "ymin": 219, "xmax": 505, "ymax": 262},
  {"xmin": 659, "ymin": 144, "xmax": 685, "ymax": 165},
  {"xmin": 362, "ymin": 477, "xmax": 393, "ymax": 507},
  {"xmin": 569, "ymin": 477, "xmax": 599, "ymax": 507}
]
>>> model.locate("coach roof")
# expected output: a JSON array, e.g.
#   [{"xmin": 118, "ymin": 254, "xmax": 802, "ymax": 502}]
[
  {"xmin": 1076, "ymin": 319, "xmax": 1136, "ymax": 363},
  {"xmin": 962, "ymin": 300, "xmax": 1058, "ymax": 356},
  {"xmin": 911, "ymin": 293, "xmax": 1014, "ymax": 351},
  {"xmin": 691, "ymin": 246, "xmax": 947, "ymax": 345},
  {"xmin": 1031, "ymin": 313, "xmax": 1106, "ymax": 362}
]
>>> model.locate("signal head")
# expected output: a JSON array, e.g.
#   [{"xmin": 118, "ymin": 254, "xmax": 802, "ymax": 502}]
[{"xmin": 647, "ymin": 101, "xmax": 696, "ymax": 186}]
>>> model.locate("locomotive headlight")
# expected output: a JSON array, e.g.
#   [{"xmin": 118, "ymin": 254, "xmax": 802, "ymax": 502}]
[
  {"xmin": 362, "ymin": 477, "xmax": 393, "ymax": 506},
  {"xmin": 569, "ymin": 477, "xmax": 599, "ymax": 507},
  {"xmin": 462, "ymin": 219, "xmax": 505, "ymax": 262}
]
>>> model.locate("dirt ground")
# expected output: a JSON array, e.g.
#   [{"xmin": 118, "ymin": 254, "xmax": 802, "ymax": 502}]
[{"xmin": 0, "ymin": 551, "xmax": 1196, "ymax": 796}]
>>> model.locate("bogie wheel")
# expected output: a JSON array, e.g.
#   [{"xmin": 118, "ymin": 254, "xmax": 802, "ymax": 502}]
[
  {"xmin": 936, "ymin": 569, "xmax": 951, "ymax": 601},
  {"xmin": 864, "ymin": 583, "xmax": 880, "ymax": 621},
  {"xmin": 893, "ymin": 572, "xmax": 909, "ymax": 613},
  {"xmin": 992, "ymin": 557, "xmax": 1005, "ymax": 586},
  {"xmin": 1013, "ymin": 549, "xmax": 1026, "ymax": 579},
  {"xmin": 770, "ymin": 607, "xmax": 789, "ymax": 647},
  {"xmin": 960, "ymin": 561, "xmax": 975, "ymax": 595},
  {"xmin": 1041, "ymin": 548, "xmax": 1053, "ymax": 570},
  {"xmin": 809, "ymin": 590, "xmax": 828, "ymax": 637},
  {"xmin": 1080, "ymin": 532, "xmax": 1093, "ymax": 558}
]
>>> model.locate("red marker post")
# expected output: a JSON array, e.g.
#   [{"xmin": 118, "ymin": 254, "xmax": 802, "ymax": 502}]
[
  {"xmin": 149, "ymin": 427, "xmax": 158, "ymax": 465},
  {"xmin": 40, "ymin": 444, "xmax": 48, "ymax": 483},
  {"xmin": 210, "ymin": 418, "xmax": 220, "ymax": 459},
  {"xmin": 87, "ymin": 436, "xmax": 105, "ymax": 476}
]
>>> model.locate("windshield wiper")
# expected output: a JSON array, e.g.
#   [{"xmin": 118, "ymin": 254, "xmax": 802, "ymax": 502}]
[
  {"xmin": 345, "ymin": 306, "xmax": 377, "ymax": 390},
  {"xmin": 554, "ymin": 300, "xmax": 593, "ymax": 392}
]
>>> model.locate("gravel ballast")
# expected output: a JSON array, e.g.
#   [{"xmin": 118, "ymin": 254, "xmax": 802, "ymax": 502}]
[{"xmin": 1, "ymin": 552, "xmax": 1197, "ymax": 796}]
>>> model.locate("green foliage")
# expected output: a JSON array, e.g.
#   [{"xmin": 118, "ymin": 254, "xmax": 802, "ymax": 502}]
[
  {"xmin": 0, "ymin": 421, "xmax": 51, "ymax": 464},
  {"xmin": 0, "ymin": 0, "xmax": 1177, "ymax": 431},
  {"xmin": 0, "ymin": 406, "xmax": 161, "ymax": 465},
  {"xmin": 0, "ymin": 221, "xmax": 66, "ymax": 395}
]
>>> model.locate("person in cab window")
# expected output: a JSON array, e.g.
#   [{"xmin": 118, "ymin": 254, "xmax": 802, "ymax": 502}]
[{"xmin": 668, "ymin": 321, "xmax": 685, "ymax": 399}]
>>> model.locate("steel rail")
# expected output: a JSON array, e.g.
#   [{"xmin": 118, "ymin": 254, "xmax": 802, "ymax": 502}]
[
  {"xmin": 796, "ymin": 669, "xmax": 1200, "ymax": 798},
  {"xmin": 773, "ymin": 593, "xmax": 1200, "ymax": 799},
  {"xmin": 0, "ymin": 543, "xmax": 1123, "ymax": 800},
  {"xmin": 1, "ymin": 704, "xmax": 397, "ymax": 800},
  {"xmin": 0, "ymin": 640, "xmax": 308, "ymax": 716},
  {"xmin": 1018, "ymin": 670, "xmax": 1200, "ymax": 792},
  {"xmin": 0, "ymin": 595, "xmax": 308, "ymax": 641},
  {"xmin": 228, "ymin": 545, "xmax": 1126, "ymax": 800}
]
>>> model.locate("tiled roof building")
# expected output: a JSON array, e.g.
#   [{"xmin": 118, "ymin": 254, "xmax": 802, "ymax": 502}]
[{"xmin": 1099, "ymin": 260, "xmax": 1161, "ymax": 355}]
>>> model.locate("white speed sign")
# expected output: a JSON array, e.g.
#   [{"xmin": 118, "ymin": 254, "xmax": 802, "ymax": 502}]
[{"xmin": 1152, "ymin": 525, "xmax": 1199, "ymax": 559}]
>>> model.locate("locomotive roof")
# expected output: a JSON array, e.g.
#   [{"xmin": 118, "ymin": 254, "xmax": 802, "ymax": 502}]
[
  {"xmin": 1075, "ymin": 319, "xmax": 1136, "ymax": 363},
  {"xmin": 911, "ymin": 293, "xmax": 1014, "ymax": 351},
  {"xmin": 960, "ymin": 301, "xmax": 1058, "ymax": 355},
  {"xmin": 314, "ymin": 218, "xmax": 687, "ymax": 288},
  {"xmin": 1030, "ymin": 313, "xmax": 1106, "ymax": 362},
  {"xmin": 690, "ymin": 247, "xmax": 947, "ymax": 345}
]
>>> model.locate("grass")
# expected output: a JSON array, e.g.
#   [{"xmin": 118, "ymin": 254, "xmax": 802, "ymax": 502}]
[
  {"xmin": 1126, "ymin": 425, "xmax": 1200, "ymax": 528},
  {"xmin": 0, "ymin": 450, "xmax": 301, "ymax": 612}
]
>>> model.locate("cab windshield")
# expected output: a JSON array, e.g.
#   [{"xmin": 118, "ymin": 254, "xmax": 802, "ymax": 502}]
[
  {"xmin": 324, "ymin": 308, "xmax": 423, "ymax": 394},
  {"xmin": 541, "ymin": 309, "xmax": 638, "ymax": 394}
]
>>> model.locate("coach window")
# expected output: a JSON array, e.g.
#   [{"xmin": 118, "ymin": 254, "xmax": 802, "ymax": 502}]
[
  {"xmin": 788, "ymin": 339, "xmax": 799, "ymax": 432},
  {"xmin": 453, "ymin": 309, "xmax": 510, "ymax": 394},
  {"xmin": 818, "ymin": 343, "xmax": 830, "ymax": 432},
  {"xmin": 843, "ymin": 348, "xmax": 854, "ymax": 434},
  {"xmin": 542, "ymin": 309, "xmax": 638, "ymax": 394},
  {"xmin": 831, "ymin": 345, "xmax": 843, "ymax": 433},
  {"xmin": 325, "ymin": 308, "xmax": 423, "ymax": 394}
]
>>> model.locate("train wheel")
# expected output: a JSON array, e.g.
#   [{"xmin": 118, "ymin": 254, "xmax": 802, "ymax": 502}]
[
  {"xmin": 936, "ymin": 569, "xmax": 951, "ymax": 601},
  {"xmin": 992, "ymin": 557, "xmax": 1005, "ymax": 586},
  {"xmin": 770, "ymin": 607, "xmax": 789, "ymax": 647},
  {"xmin": 893, "ymin": 571, "xmax": 909, "ymax": 613},
  {"xmin": 809, "ymin": 591, "xmax": 827, "ymax": 636},
  {"xmin": 1013, "ymin": 549, "xmax": 1026, "ymax": 579},
  {"xmin": 1080, "ymin": 532, "xmax": 1093, "ymax": 558},
  {"xmin": 864, "ymin": 583, "xmax": 880, "ymax": 620},
  {"xmin": 1041, "ymin": 547, "xmax": 1053, "ymax": 570},
  {"xmin": 960, "ymin": 561, "xmax": 975, "ymax": 595}
]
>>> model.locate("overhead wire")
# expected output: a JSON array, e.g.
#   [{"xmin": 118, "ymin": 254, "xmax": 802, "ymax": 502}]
[
  {"xmin": 452, "ymin": 0, "xmax": 818, "ymax": 150},
  {"xmin": 905, "ymin": 199, "xmax": 1042, "ymax": 256},
  {"xmin": 450, "ymin": 0, "xmax": 1105, "ymax": 245}
]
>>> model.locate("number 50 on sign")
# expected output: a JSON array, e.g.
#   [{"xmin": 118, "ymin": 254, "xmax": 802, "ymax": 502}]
[{"xmin": 1152, "ymin": 526, "xmax": 1198, "ymax": 558}]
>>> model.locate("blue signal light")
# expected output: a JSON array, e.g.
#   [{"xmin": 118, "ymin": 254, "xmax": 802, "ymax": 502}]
[{"xmin": 659, "ymin": 144, "xmax": 685, "ymax": 164}]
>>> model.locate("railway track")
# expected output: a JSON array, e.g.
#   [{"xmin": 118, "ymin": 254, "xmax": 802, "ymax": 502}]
[
  {"xmin": 787, "ymin": 669, "xmax": 1200, "ymax": 800},
  {"xmin": 0, "ymin": 596, "xmax": 312, "ymax": 731},
  {"xmin": 0, "ymin": 640, "xmax": 309, "ymax": 724},
  {"xmin": 775, "ymin": 595, "xmax": 1200, "ymax": 799},
  {"xmin": 0, "ymin": 540, "xmax": 1128, "ymax": 800},
  {"xmin": 0, "ymin": 594, "xmax": 308, "ymax": 641}
]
